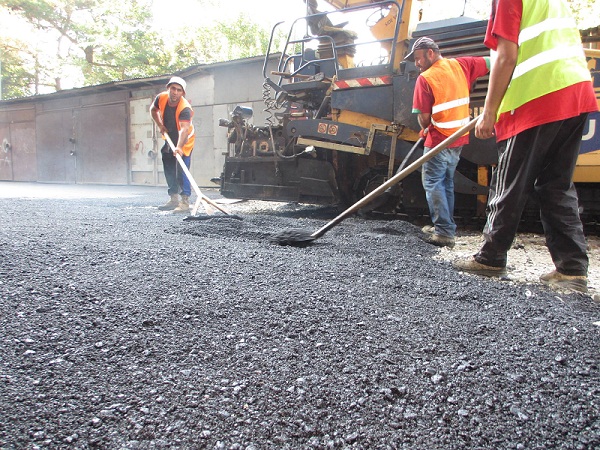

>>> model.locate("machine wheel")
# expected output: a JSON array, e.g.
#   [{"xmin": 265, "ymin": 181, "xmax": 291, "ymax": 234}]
[{"xmin": 352, "ymin": 167, "xmax": 399, "ymax": 212}]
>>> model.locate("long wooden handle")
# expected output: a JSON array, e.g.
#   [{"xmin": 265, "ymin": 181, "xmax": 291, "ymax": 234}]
[
  {"xmin": 311, "ymin": 116, "xmax": 481, "ymax": 239},
  {"xmin": 162, "ymin": 134, "xmax": 232, "ymax": 215}
]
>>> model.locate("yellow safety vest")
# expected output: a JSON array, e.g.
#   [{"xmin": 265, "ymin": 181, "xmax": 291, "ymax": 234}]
[
  {"xmin": 499, "ymin": 0, "xmax": 591, "ymax": 114},
  {"xmin": 421, "ymin": 59, "xmax": 471, "ymax": 137}
]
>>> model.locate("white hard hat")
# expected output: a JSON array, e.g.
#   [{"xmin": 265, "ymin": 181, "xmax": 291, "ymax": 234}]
[{"xmin": 166, "ymin": 76, "xmax": 186, "ymax": 93}]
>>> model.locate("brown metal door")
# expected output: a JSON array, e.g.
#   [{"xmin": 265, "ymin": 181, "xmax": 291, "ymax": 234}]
[
  {"xmin": 77, "ymin": 104, "xmax": 128, "ymax": 184},
  {"xmin": 129, "ymin": 97, "xmax": 158, "ymax": 185},
  {"xmin": 0, "ymin": 124, "xmax": 13, "ymax": 181},
  {"xmin": 11, "ymin": 122, "xmax": 37, "ymax": 181},
  {"xmin": 36, "ymin": 110, "xmax": 76, "ymax": 183}
]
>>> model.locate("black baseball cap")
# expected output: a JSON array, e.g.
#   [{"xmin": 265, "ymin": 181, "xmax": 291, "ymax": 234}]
[{"xmin": 404, "ymin": 37, "xmax": 440, "ymax": 61}]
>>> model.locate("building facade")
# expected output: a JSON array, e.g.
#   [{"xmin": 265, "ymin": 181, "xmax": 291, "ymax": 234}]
[{"xmin": 0, "ymin": 56, "xmax": 278, "ymax": 188}]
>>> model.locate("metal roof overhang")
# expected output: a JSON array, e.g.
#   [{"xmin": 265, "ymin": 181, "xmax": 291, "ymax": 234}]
[
  {"xmin": 322, "ymin": 0, "xmax": 388, "ymax": 9},
  {"xmin": 0, "ymin": 55, "xmax": 268, "ymax": 105}
]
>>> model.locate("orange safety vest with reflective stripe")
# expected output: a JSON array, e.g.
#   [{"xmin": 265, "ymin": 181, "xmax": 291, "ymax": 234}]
[
  {"xmin": 157, "ymin": 92, "xmax": 195, "ymax": 156},
  {"xmin": 420, "ymin": 59, "xmax": 470, "ymax": 137}
]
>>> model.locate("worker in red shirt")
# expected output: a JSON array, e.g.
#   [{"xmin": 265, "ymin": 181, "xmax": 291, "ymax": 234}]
[
  {"xmin": 453, "ymin": 0, "xmax": 598, "ymax": 293},
  {"xmin": 407, "ymin": 37, "xmax": 490, "ymax": 248}
]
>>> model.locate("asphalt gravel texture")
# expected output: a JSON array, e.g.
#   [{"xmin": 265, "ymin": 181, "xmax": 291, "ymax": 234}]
[{"xmin": 1, "ymin": 183, "xmax": 599, "ymax": 450}]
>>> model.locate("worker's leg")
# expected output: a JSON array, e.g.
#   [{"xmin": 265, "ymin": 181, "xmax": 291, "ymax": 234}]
[
  {"xmin": 475, "ymin": 128, "xmax": 548, "ymax": 267},
  {"xmin": 421, "ymin": 147, "xmax": 460, "ymax": 238},
  {"xmin": 176, "ymin": 154, "xmax": 192, "ymax": 197},
  {"xmin": 535, "ymin": 114, "xmax": 588, "ymax": 276},
  {"xmin": 161, "ymin": 150, "xmax": 179, "ymax": 196},
  {"xmin": 444, "ymin": 146, "xmax": 461, "ymax": 234}
]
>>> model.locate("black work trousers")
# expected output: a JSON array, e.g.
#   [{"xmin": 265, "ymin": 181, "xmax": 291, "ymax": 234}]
[{"xmin": 475, "ymin": 113, "xmax": 589, "ymax": 276}]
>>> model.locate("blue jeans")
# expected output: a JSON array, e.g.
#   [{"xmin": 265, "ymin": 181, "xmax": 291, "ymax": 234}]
[
  {"xmin": 421, "ymin": 146, "xmax": 462, "ymax": 238},
  {"xmin": 178, "ymin": 154, "xmax": 192, "ymax": 197},
  {"xmin": 162, "ymin": 147, "xmax": 192, "ymax": 197}
]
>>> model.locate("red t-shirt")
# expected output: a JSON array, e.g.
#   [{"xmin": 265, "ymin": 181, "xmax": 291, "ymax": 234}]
[
  {"xmin": 485, "ymin": 0, "xmax": 598, "ymax": 141},
  {"xmin": 413, "ymin": 57, "xmax": 490, "ymax": 148}
]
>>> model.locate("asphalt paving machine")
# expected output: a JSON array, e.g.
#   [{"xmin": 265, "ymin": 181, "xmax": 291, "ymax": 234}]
[{"xmin": 218, "ymin": 0, "xmax": 600, "ymax": 220}]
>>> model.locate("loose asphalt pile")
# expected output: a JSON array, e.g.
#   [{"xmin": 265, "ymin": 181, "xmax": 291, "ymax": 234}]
[{"xmin": 0, "ymin": 184, "xmax": 599, "ymax": 449}]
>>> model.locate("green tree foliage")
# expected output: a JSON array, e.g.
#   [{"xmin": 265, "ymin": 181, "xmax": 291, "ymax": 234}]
[
  {"xmin": 566, "ymin": 0, "xmax": 599, "ymax": 29},
  {"xmin": 0, "ymin": 0, "xmax": 175, "ymax": 97},
  {"xmin": 73, "ymin": 1, "xmax": 175, "ymax": 84},
  {"xmin": 0, "ymin": 40, "xmax": 36, "ymax": 99},
  {"xmin": 165, "ymin": 15, "xmax": 285, "ymax": 67},
  {"xmin": 0, "ymin": 0, "xmax": 596, "ymax": 99},
  {"xmin": 216, "ymin": 16, "xmax": 275, "ymax": 61},
  {"xmin": 0, "ymin": 0, "xmax": 286, "ymax": 99}
]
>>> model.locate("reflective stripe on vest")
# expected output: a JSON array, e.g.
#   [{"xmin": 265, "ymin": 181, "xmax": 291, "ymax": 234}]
[
  {"xmin": 421, "ymin": 59, "xmax": 470, "ymax": 137},
  {"xmin": 499, "ymin": 0, "xmax": 591, "ymax": 115},
  {"xmin": 157, "ymin": 92, "xmax": 196, "ymax": 156},
  {"xmin": 432, "ymin": 116, "xmax": 471, "ymax": 130}
]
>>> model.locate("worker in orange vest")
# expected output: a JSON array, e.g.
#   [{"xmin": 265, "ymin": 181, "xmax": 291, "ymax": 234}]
[
  {"xmin": 150, "ymin": 76, "xmax": 196, "ymax": 213},
  {"xmin": 407, "ymin": 37, "xmax": 490, "ymax": 248}
]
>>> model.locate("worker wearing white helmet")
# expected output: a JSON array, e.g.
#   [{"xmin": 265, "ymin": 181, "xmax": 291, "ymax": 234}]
[{"xmin": 150, "ymin": 76, "xmax": 196, "ymax": 213}]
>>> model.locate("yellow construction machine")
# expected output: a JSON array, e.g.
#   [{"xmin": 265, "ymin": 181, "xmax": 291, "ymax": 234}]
[{"xmin": 218, "ymin": 0, "xmax": 600, "ymax": 221}]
